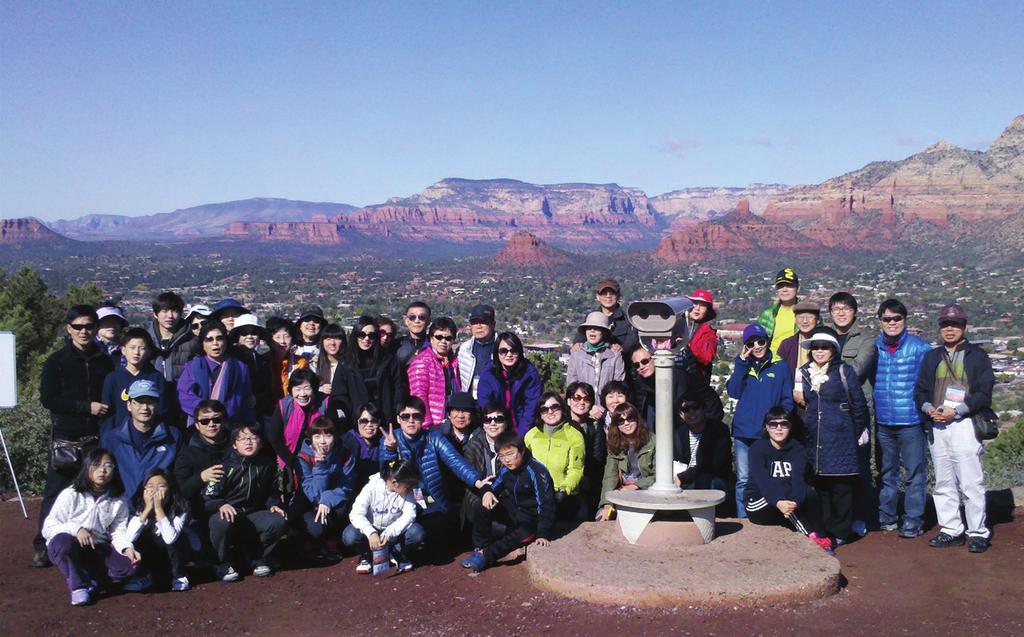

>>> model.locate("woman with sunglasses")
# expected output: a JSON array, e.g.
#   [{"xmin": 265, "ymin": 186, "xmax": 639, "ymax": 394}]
[
  {"xmin": 798, "ymin": 326, "xmax": 869, "ymax": 547},
  {"xmin": 745, "ymin": 408, "xmax": 833, "ymax": 554},
  {"xmin": 476, "ymin": 332, "xmax": 542, "ymax": 436},
  {"xmin": 340, "ymin": 402, "xmax": 384, "ymax": 492},
  {"xmin": 229, "ymin": 314, "xmax": 275, "ymax": 420},
  {"xmin": 565, "ymin": 382, "xmax": 606, "ymax": 519},
  {"xmin": 524, "ymin": 392, "xmax": 585, "ymax": 521},
  {"xmin": 407, "ymin": 317, "xmax": 461, "ymax": 428},
  {"xmin": 725, "ymin": 323, "xmax": 794, "ymax": 518},
  {"xmin": 330, "ymin": 316, "xmax": 407, "ymax": 428},
  {"xmin": 177, "ymin": 321, "xmax": 255, "ymax": 425},
  {"xmin": 597, "ymin": 403, "xmax": 656, "ymax": 519},
  {"xmin": 460, "ymin": 403, "xmax": 512, "ymax": 530}
]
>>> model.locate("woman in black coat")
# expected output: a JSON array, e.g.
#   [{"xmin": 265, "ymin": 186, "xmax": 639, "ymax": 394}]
[{"xmin": 329, "ymin": 316, "xmax": 407, "ymax": 429}]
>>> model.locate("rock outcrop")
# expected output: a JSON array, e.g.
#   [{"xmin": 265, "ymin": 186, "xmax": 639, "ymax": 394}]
[
  {"xmin": 1, "ymin": 217, "xmax": 72, "ymax": 242},
  {"xmin": 650, "ymin": 184, "xmax": 790, "ymax": 230},
  {"xmin": 494, "ymin": 231, "xmax": 573, "ymax": 266},
  {"xmin": 223, "ymin": 220, "xmax": 355, "ymax": 244},
  {"xmin": 764, "ymin": 114, "xmax": 1024, "ymax": 227}
]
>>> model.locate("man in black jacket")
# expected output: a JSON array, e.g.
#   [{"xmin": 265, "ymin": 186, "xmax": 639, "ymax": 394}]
[
  {"xmin": 33, "ymin": 305, "xmax": 115, "ymax": 567},
  {"xmin": 395, "ymin": 301, "xmax": 431, "ymax": 369},
  {"xmin": 914, "ymin": 303, "xmax": 995, "ymax": 554},
  {"xmin": 174, "ymin": 400, "xmax": 230, "ymax": 559},
  {"xmin": 203, "ymin": 423, "xmax": 288, "ymax": 581},
  {"xmin": 672, "ymin": 393, "xmax": 734, "ymax": 502}
]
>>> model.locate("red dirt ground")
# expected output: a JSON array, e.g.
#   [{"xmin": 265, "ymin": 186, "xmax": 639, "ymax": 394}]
[{"xmin": 1, "ymin": 498, "xmax": 1022, "ymax": 637}]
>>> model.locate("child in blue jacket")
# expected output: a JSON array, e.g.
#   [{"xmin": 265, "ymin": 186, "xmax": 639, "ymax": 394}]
[{"xmin": 291, "ymin": 414, "xmax": 355, "ymax": 556}]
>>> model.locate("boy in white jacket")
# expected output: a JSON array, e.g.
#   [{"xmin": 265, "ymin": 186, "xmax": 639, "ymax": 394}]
[
  {"xmin": 42, "ymin": 448, "xmax": 139, "ymax": 606},
  {"xmin": 342, "ymin": 459, "xmax": 422, "ymax": 573}
]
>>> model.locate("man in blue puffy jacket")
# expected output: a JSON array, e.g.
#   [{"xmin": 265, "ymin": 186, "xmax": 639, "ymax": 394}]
[
  {"xmin": 726, "ymin": 324, "xmax": 794, "ymax": 518},
  {"xmin": 872, "ymin": 299, "xmax": 931, "ymax": 538}
]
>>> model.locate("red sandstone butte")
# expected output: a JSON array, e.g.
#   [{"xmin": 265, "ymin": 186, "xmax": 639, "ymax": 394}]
[
  {"xmin": 494, "ymin": 231, "xmax": 573, "ymax": 267},
  {"xmin": 0, "ymin": 217, "xmax": 71, "ymax": 242},
  {"xmin": 223, "ymin": 220, "xmax": 354, "ymax": 245}
]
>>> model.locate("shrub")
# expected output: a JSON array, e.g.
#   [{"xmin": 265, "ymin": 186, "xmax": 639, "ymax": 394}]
[
  {"xmin": 0, "ymin": 390, "xmax": 50, "ymax": 496},
  {"xmin": 527, "ymin": 351, "xmax": 566, "ymax": 394},
  {"xmin": 983, "ymin": 419, "xmax": 1024, "ymax": 491}
]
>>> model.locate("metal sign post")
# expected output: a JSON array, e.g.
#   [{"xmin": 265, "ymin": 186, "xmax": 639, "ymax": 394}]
[{"xmin": 0, "ymin": 332, "xmax": 27, "ymax": 518}]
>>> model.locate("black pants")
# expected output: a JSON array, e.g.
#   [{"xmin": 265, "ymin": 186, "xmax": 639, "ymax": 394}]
[
  {"xmin": 745, "ymin": 497, "xmax": 821, "ymax": 536},
  {"xmin": 814, "ymin": 475, "xmax": 857, "ymax": 542},
  {"xmin": 134, "ymin": 525, "xmax": 188, "ymax": 581},
  {"xmin": 34, "ymin": 455, "xmax": 80, "ymax": 552},
  {"xmin": 471, "ymin": 498, "xmax": 536, "ymax": 567},
  {"xmin": 207, "ymin": 510, "xmax": 289, "ymax": 567},
  {"xmin": 289, "ymin": 492, "xmax": 350, "ymax": 540}
]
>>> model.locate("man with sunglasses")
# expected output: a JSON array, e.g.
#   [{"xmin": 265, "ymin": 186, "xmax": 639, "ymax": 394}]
[
  {"xmin": 457, "ymin": 304, "xmax": 497, "ymax": 399},
  {"xmin": 174, "ymin": 400, "xmax": 231, "ymax": 563},
  {"xmin": 872, "ymin": 298, "xmax": 931, "ymax": 538},
  {"xmin": 726, "ymin": 323, "xmax": 794, "ymax": 518},
  {"xmin": 380, "ymin": 396, "xmax": 491, "ymax": 547},
  {"xmin": 33, "ymin": 304, "xmax": 116, "ymax": 567},
  {"xmin": 396, "ymin": 301, "xmax": 432, "ymax": 369},
  {"xmin": 672, "ymin": 393, "xmax": 734, "ymax": 498}
]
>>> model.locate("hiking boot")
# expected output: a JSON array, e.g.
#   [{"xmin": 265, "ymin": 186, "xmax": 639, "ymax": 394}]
[
  {"xmin": 928, "ymin": 532, "xmax": 965, "ymax": 548},
  {"xmin": 70, "ymin": 588, "xmax": 92, "ymax": 606},
  {"xmin": 171, "ymin": 576, "xmax": 191, "ymax": 592},
  {"xmin": 31, "ymin": 550, "xmax": 51, "ymax": 568},
  {"xmin": 355, "ymin": 559, "xmax": 372, "ymax": 574},
  {"xmin": 968, "ymin": 537, "xmax": 990, "ymax": 554},
  {"xmin": 898, "ymin": 526, "xmax": 923, "ymax": 539}
]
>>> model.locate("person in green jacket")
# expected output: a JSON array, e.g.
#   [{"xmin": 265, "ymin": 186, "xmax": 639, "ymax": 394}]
[
  {"xmin": 597, "ymin": 402, "xmax": 656, "ymax": 517},
  {"xmin": 758, "ymin": 267, "xmax": 801, "ymax": 354},
  {"xmin": 524, "ymin": 392, "xmax": 585, "ymax": 521}
]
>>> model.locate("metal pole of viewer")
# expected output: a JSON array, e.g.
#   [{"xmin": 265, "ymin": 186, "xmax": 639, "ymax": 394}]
[{"xmin": 0, "ymin": 331, "xmax": 27, "ymax": 518}]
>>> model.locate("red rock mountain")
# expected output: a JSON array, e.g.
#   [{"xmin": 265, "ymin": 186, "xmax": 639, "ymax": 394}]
[
  {"xmin": 494, "ymin": 231, "xmax": 573, "ymax": 266},
  {"xmin": 764, "ymin": 114, "xmax": 1024, "ymax": 226},
  {"xmin": 1, "ymin": 217, "xmax": 73, "ymax": 243},
  {"xmin": 223, "ymin": 220, "xmax": 356, "ymax": 244}
]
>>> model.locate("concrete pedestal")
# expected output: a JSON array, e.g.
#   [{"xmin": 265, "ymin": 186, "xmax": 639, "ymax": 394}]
[{"xmin": 606, "ymin": 489, "xmax": 725, "ymax": 545}]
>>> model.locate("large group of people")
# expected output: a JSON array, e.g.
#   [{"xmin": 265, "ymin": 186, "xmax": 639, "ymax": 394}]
[{"xmin": 32, "ymin": 270, "xmax": 998, "ymax": 606}]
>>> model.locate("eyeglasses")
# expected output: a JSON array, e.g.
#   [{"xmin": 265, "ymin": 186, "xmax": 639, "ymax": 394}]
[
  {"xmin": 398, "ymin": 412, "xmax": 424, "ymax": 422},
  {"xmin": 679, "ymin": 404, "xmax": 700, "ymax": 413},
  {"xmin": 357, "ymin": 417, "xmax": 380, "ymax": 426},
  {"xmin": 569, "ymin": 394, "xmax": 590, "ymax": 402},
  {"xmin": 69, "ymin": 322, "xmax": 97, "ymax": 331},
  {"xmin": 406, "ymin": 313, "xmax": 429, "ymax": 322},
  {"xmin": 236, "ymin": 435, "xmax": 261, "ymax": 444},
  {"xmin": 766, "ymin": 420, "xmax": 791, "ymax": 430},
  {"xmin": 91, "ymin": 462, "xmax": 116, "ymax": 470},
  {"xmin": 497, "ymin": 450, "xmax": 520, "ymax": 461},
  {"xmin": 497, "ymin": 347, "xmax": 517, "ymax": 356},
  {"xmin": 483, "ymin": 415, "xmax": 506, "ymax": 424},
  {"xmin": 880, "ymin": 315, "xmax": 904, "ymax": 323},
  {"xmin": 358, "ymin": 330, "xmax": 379, "ymax": 340},
  {"xmin": 196, "ymin": 416, "xmax": 225, "ymax": 425},
  {"xmin": 432, "ymin": 334, "xmax": 455, "ymax": 342},
  {"xmin": 539, "ymin": 403, "xmax": 561, "ymax": 414},
  {"xmin": 632, "ymin": 357, "xmax": 652, "ymax": 369},
  {"xmin": 190, "ymin": 321, "xmax": 207, "ymax": 331},
  {"xmin": 204, "ymin": 335, "xmax": 225, "ymax": 343},
  {"xmin": 830, "ymin": 305, "xmax": 854, "ymax": 313},
  {"xmin": 744, "ymin": 338, "xmax": 768, "ymax": 348}
]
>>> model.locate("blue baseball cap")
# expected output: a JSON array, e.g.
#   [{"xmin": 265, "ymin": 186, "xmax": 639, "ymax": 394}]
[
  {"xmin": 128, "ymin": 379, "xmax": 160, "ymax": 400},
  {"xmin": 741, "ymin": 324, "xmax": 768, "ymax": 343}
]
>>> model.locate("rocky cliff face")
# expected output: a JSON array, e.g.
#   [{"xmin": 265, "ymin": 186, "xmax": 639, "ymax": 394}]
[
  {"xmin": 764, "ymin": 114, "xmax": 1024, "ymax": 226},
  {"xmin": 494, "ymin": 231, "xmax": 573, "ymax": 266},
  {"xmin": 650, "ymin": 184, "xmax": 790, "ymax": 229},
  {"xmin": 223, "ymin": 220, "xmax": 355, "ymax": 244},
  {"xmin": 1, "ymin": 217, "xmax": 71, "ymax": 242}
]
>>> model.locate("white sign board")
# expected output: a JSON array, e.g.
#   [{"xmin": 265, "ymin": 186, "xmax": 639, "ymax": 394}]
[{"xmin": 0, "ymin": 332, "xmax": 16, "ymax": 408}]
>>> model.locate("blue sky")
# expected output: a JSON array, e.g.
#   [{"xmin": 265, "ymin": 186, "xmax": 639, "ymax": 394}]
[{"xmin": 2, "ymin": 1, "xmax": 1022, "ymax": 220}]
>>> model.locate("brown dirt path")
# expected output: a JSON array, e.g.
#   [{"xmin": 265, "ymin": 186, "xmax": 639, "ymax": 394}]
[{"xmin": 1, "ymin": 499, "xmax": 1022, "ymax": 637}]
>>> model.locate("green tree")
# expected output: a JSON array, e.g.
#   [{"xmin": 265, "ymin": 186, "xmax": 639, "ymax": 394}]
[{"xmin": 527, "ymin": 351, "xmax": 565, "ymax": 393}]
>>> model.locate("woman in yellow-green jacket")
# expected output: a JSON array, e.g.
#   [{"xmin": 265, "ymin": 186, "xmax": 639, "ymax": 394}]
[{"xmin": 524, "ymin": 391, "xmax": 585, "ymax": 521}]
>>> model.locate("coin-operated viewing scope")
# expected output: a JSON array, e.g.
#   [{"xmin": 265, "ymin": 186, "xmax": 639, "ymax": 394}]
[{"xmin": 626, "ymin": 297, "xmax": 694, "ymax": 352}]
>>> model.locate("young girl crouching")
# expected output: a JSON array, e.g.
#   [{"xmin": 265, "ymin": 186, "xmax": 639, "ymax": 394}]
[
  {"xmin": 126, "ymin": 469, "xmax": 191, "ymax": 591},
  {"xmin": 744, "ymin": 408, "xmax": 833, "ymax": 553},
  {"xmin": 291, "ymin": 414, "xmax": 355, "ymax": 558},
  {"xmin": 41, "ymin": 448, "xmax": 141, "ymax": 606},
  {"xmin": 342, "ymin": 460, "xmax": 422, "ymax": 574}
]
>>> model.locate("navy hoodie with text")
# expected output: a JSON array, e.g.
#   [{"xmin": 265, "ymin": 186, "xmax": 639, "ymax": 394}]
[{"xmin": 744, "ymin": 437, "xmax": 808, "ymax": 507}]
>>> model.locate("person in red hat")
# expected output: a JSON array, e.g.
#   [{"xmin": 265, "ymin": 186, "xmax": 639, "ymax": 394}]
[{"xmin": 686, "ymin": 289, "xmax": 718, "ymax": 380}]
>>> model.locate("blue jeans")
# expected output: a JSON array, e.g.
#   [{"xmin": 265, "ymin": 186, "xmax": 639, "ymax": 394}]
[
  {"xmin": 876, "ymin": 424, "xmax": 927, "ymax": 530},
  {"xmin": 733, "ymin": 437, "xmax": 756, "ymax": 518},
  {"xmin": 341, "ymin": 522, "xmax": 425, "ymax": 560}
]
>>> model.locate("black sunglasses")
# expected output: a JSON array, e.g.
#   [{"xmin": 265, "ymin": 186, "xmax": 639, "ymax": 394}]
[
  {"xmin": 880, "ymin": 315, "xmax": 905, "ymax": 323},
  {"xmin": 432, "ymin": 334, "xmax": 455, "ymax": 342},
  {"xmin": 197, "ymin": 416, "xmax": 225, "ymax": 425},
  {"xmin": 69, "ymin": 322, "xmax": 97, "ymax": 331},
  {"xmin": 632, "ymin": 357, "xmax": 652, "ymax": 369},
  {"xmin": 745, "ymin": 338, "xmax": 768, "ymax": 348},
  {"xmin": 497, "ymin": 347, "xmax": 518, "ymax": 355},
  {"xmin": 679, "ymin": 404, "xmax": 700, "ymax": 413},
  {"xmin": 358, "ymin": 330, "xmax": 379, "ymax": 339},
  {"xmin": 483, "ymin": 415, "xmax": 506, "ymax": 424}
]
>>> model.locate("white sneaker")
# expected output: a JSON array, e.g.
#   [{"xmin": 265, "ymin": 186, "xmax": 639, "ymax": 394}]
[
  {"xmin": 355, "ymin": 559, "xmax": 372, "ymax": 574},
  {"xmin": 221, "ymin": 566, "xmax": 240, "ymax": 583},
  {"xmin": 171, "ymin": 576, "xmax": 191, "ymax": 592},
  {"xmin": 253, "ymin": 564, "xmax": 272, "ymax": 577}
]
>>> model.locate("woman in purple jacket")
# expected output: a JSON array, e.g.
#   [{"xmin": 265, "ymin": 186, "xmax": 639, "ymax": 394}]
[
  {"xmin": 475, "ymin": 332, "xmax": 542, "ymax": 436},
  {"xmin": 177, "ymin": 321, "xmax": 255, "ymax": 425}
]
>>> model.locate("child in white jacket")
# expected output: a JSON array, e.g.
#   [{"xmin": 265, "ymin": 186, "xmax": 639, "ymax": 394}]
[
  {"xmin": 42, "ymin": 448, "xmax": 139, "ymax": 606},
  {"xmin": 342, "ymin": 459, "xmax": 422, "ymax": 573}
]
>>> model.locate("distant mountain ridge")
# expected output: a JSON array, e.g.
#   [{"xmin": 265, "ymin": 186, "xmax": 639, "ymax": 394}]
[{"xmin": 48, "ymin": 198, "xmax": 358, "ymax": 240}]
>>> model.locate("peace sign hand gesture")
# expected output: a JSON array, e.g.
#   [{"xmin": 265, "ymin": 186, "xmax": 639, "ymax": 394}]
[{"xmin": 383, "ymin": 423, "xmax": 398, "ymax": 450}]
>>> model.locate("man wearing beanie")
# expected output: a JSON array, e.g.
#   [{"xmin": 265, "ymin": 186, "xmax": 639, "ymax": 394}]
[
  {"xmin": 758, "ymin": 267, "xmax": 801, "ymax": 355},
  {"xmin": 914, "ymin": 304, "xmax": 995, "ymax": 553}
]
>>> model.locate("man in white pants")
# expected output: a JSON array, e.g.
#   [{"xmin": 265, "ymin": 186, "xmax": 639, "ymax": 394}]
[{"xmin": 914, "ymin": 303, "xmax": 995, "ymax": 553}]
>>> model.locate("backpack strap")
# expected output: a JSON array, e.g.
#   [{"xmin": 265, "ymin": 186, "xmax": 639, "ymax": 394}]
[{"xmin": 838, "ymin": 364, "xmax": 852, "ymax": 407}]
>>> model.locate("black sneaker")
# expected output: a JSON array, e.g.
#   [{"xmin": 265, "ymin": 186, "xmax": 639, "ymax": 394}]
[
  {"xmin": 928, "ymin": 532, "xmax": 965, "ymax": 548},
  {"xmin": 31, "ymin": 550, "xmax": 51, "ymax": 568},
  {"xmin": 898, "ymin": 526, "xmax": 924, "ymax": 539},
  {"xmin": 968, "ymin": 537, "xmax": 990, "ymax": 553}
]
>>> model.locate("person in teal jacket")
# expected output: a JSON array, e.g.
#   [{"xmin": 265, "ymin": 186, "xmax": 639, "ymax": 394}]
[{"xmin": 726, "ymin": 324, "xmax": 794, "ymax": 518}]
